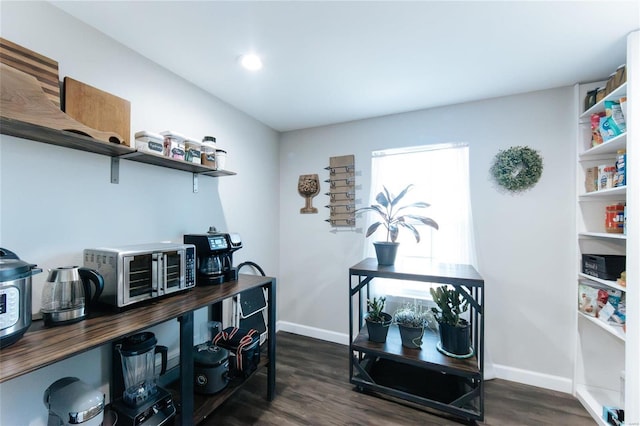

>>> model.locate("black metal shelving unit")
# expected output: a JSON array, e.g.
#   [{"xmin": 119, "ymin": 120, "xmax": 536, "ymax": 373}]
[{"xmin": 349, "ymin": 257, "xmax": 485, "ymax": 421}]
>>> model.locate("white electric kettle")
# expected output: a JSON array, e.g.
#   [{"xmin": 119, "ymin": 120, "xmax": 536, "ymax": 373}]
[{"xmin": 43, "ymin": 377, "xmax": 104, "ymax": 426}]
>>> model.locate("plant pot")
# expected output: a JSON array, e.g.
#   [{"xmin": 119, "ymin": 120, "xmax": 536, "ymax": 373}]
[
  {"xmin": 438, "ymin": 321, "xmax": 471, "ymax": 356},
  {"xmin": 365, "ymin": 312, "xmax": 392, "ymax": 343},
  {"xmin": 397, "ymin": 324, "xmax": 424, "ymax": 348},
  {"xmin": 373, "ymin": 242, "xmax": 399, "ymax": 265}
]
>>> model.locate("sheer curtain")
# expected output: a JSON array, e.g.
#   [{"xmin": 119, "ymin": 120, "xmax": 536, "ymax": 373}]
[{"xmin": 364, "ymin": 143, "xmax": 477, "ymax": 299}]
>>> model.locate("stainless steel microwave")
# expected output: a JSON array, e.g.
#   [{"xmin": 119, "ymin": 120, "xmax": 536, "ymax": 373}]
[{"xmin": 83, "ymin": 243, "xmax": 196, "ymax": 308}]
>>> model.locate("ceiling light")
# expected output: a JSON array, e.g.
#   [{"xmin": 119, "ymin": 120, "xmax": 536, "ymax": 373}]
[{"xmin": 239, "ymin": 53, "xmax": 263, "ymax": 71}]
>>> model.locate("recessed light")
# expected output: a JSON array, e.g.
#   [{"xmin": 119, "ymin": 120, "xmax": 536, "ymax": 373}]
[{"xmin": 239, "ymin": 53, "xmax": 263, "ymax": 71}]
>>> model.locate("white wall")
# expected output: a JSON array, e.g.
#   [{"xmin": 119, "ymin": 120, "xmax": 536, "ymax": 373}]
[
  {"xmin": 0, "ymin": 2, "xmax": 279, "ymax": 424},
  {"xmin": 278, "ymin": 87, "xmax": 577, "ymax": 391}
]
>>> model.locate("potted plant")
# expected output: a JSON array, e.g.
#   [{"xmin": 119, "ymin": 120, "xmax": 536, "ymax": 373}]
[
  {"xmin": 365, "ymin": 297, "xmax": 392, "ymax": 343},
  {"xmin": 356, "ymin": 184, "xmax": 438, "ymax": 265},
  {"xmin": 430, "ymin": 285, "xmax": 471, "ymax": 357},
  {"xmin": 393, "ymin": 303, "xmax": 431, "ymax": 349}
]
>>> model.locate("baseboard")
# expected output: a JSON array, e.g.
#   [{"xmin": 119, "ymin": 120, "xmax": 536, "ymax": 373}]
[
  {"xmin": 276, "ymin": 321, "xmax": 349, "ymax": 345},
  {"xmin": 493, "ymin": 363, "xmax": 573, "ymax": 394}
]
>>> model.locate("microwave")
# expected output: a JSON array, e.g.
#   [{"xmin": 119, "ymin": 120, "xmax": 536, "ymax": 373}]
[{"xmin": 83, "ymin": 243, "xmax": 196, "ymax": 308}]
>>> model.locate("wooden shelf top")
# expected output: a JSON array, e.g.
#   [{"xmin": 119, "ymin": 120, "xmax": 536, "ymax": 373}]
[
  {"xmin": 0, "ymin": 274, "xmax": 274, "ymax": 383},
  {"xmin": 352, "ymin": 325, "xmax": 480, "ymax": 376},
  {"xmin": 350, "ymin": 257, "xmax": 484, "ymax": 287},
  {"xmin": 1, "ymin": 116, "xmax": 135, "ymax": 157}
]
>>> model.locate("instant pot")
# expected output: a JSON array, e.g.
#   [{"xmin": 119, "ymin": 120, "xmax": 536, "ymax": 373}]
[
  {"xmin": 0, "ymin": 248, "xmax": 42, "ymax": 348},
  {"xmin": 193, "ymin": 343, "xmax": 229, "ymax": 394}
]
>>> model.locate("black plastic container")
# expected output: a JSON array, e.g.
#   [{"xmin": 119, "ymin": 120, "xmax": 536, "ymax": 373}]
[{"xmin": 582, "ymin": 254, "xmax": 626, "ymax": 280}]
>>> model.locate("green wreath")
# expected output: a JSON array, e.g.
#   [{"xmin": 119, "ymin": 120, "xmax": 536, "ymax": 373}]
[{"xmin": 490, "ymin": 146, "xmax": 543, "ymax": 192}]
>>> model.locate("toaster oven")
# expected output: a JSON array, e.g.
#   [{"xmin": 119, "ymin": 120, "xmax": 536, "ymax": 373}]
[{"xmin": 83, "ymin": 243, "xmax": 195, "ymax": 308}]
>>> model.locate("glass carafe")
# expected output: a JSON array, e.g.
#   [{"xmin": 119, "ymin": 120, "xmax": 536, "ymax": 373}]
[
  {"xmin": 200, "ymin": 255, "xmax": 222, "ymax": 276},
  {"xmin": 116, "ymin": 332, "xmax": 167, "ymax": 407}
]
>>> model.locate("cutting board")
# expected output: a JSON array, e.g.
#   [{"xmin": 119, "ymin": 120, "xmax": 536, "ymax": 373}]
[
  {"xmin": 0, "ymin": 37, "xmax": 60, "ymax": 108},
  {"xmin": 63, "ymin": 77, "xmax": 131, "ymax": 147},
  {"xmin": 1, "ymin": 63, "xmax": 123, "ymax": 145}
]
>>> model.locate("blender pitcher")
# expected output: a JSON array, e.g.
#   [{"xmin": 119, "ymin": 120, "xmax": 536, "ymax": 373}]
[{"xmin": 116, "ymin": 332, "xmax": 168, "ymax": 407}]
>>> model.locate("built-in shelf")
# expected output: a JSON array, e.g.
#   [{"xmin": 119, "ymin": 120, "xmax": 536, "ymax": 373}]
[
  {"xmin": 579, "ymin": 133, "xmax": 627, "ymax": 159},
  {"xmin": 575, "ymin": 384, "xmax": 622, "ymax": 426},
  {"xmin": 579, "ymin": 232, "xmax": 627, "ymax": 240},
  {"xmin": 579, "ymin": 83, "xmax": 627, "ymax": 121},
  {"xmin": 579, "ymin": 273, "xmax": 627, "ymax": 292},
  {"xmin": 579, "ymin": 186, "xmax": 626, "ymax": 200},
  {"xmin": 578, "ymin": 312, "xmax": 626, "ymax": 341}
]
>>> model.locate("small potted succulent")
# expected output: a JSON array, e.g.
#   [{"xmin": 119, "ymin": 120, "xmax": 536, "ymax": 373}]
[
  {"xmin": 393, "ymin": 303, "xmax": 431, "ymax": 349},
  {"xmin": 365, "ymin": 297, "xmax": 392, "ymax": 343},
  {"xmin": 430, "ymin": 285, "xmax": 471, "ymax": 357},
  {"xmin": 356, "ymin": 184, "xmax": 438, "ymax": 265}
]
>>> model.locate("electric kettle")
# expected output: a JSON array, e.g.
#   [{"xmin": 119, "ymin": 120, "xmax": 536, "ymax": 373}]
[
  {"xmin": 41, "ymin": 266, "xmax": 104, "ymax": 326},
  {"xmin": 44, "ymin": 377, "xmax": 104, "ymax": 426}
]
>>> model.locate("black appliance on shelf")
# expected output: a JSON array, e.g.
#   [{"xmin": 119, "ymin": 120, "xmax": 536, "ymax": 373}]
[{"xmin": 183, "ymin": 233, "xmax": 242, "ymax": 285}]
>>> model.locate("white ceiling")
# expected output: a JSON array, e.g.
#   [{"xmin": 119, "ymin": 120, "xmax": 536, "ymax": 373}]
[{"xmin": 51, "ymin": 1, "xmax": 639, "ymax": 132}]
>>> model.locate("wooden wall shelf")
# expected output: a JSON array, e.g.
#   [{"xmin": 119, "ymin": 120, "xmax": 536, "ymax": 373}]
[{"xmin": 0, "ymin": 116, "xmax": 237, "ymax": 181}]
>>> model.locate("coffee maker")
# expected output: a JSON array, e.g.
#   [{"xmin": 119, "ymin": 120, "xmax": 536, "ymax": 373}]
[
  {"xmin": 110, "ymin": 332, "xmax": 176, "ymax": 426},
  {"xmin": 183, "ymin": 232, "xmax": 242, "ymax": 285}
]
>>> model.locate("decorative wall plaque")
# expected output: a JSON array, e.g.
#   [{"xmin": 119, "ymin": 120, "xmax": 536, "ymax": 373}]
[{"xmin": 324, "ymin": 154, "xmax": 355, "ymax": 226}]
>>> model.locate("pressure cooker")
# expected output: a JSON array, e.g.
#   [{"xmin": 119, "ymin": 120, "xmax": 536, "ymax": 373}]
[{"xmin": 0, "ymin": 248, "xmax": 42, "ymax": 348}]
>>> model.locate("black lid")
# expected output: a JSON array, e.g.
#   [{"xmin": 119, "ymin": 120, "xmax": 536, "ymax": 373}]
[
  {"xmin": 202, "ymin": 136, "xmax": 216, "ymax": 143},
  {"xmin": 0, "ymin": 248, "xmax": 41, "ymax": 281},
  {"xmin": 193, "ymin": 344, "xmax": 228, "ymax": 367},
  {"xmin": 120, "ymin": 332, "xmax": 157, "ymax": 355}
]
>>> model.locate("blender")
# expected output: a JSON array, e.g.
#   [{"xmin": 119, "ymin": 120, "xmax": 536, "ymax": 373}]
[{"xmin": 111, "ymin": 332, "xmax": 176, "ymax": 426}]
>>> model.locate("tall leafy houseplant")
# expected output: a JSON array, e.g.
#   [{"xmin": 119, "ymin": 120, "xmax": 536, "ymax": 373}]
[
  {"xmin": 356, "ymin": 184, "xmax": 439, "ymax": 265},
  {"xmin": 430, "ymin": 285, "xmax": 472, "ymax": 357}
]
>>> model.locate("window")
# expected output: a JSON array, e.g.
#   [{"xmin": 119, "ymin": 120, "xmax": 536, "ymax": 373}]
[{"xmin": 365, "ymin": 143, "xmax": 476, "ymax": 300}]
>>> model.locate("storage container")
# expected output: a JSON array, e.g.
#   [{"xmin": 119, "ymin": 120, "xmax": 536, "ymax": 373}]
[
  {"xmin": 184, "ymin": 138, "xmax": 202, "ymax": 165},
  {"xmin": 201, "ymin": 141, "xmax": 216, "ymax": 168},
  {"xmin": 134, "ymin": 131, "xmax": 164, "ymax": 155},
  {"xmin": 215, "ymin": 149, "xmax": 227, "ymax": 170},
  {"xmin": 160, "ymin": 130, "xmax": 186, "ymax": 159},
  {"xmin": 582, "ymin": 254, "xmax": 626, "ymax": 281}
]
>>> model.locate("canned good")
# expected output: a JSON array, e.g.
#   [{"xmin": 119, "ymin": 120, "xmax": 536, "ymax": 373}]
[{"xmin": 605, "ymin": 204, "xmax": 625, "ymax": 233}]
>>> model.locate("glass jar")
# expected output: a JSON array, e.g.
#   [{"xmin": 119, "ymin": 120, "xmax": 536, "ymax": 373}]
[
  {"xmin": 201, "ymin": 140, "xmax": 217, "ymax": 168},
  {"xmin": 184, "ymin": 139, "xmax": 202, "ymax": 164}
]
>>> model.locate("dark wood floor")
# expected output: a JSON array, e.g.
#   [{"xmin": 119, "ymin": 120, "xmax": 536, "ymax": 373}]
[{"xmin": 200, "ymin": 332, "xmax": 594, "ymax": 425}]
